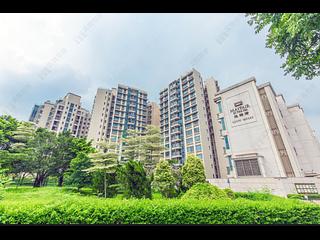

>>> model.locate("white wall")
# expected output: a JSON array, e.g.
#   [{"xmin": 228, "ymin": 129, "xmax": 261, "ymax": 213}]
[
  {"xmin": 208, "ymin": 177, "xmax": 320, "ymax": 197},
  {"xmin": 217, "ymin": 80, "xmax": 285, "ymax": 177}
]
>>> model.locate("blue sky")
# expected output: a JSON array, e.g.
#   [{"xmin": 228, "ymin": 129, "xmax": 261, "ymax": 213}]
[{"xmin": 0, "ymin": 13, "xmax": 319, "ymax": 137}]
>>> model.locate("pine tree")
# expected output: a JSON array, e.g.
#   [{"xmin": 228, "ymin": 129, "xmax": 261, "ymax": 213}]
[
  {"xmin": 1, "ymin": 122, "xmax": 36, "ymax": 185},
  {"xmin": 122, "ymin": 129, "xmax": 143, "ymax": 162},
  {"xmin": 140, "ymin": 125, "xmax": 165, "ymax": 175}
]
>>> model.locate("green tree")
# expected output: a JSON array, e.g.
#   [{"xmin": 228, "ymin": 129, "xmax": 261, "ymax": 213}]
[
  {"xmin": 29, "ymin": 128, "xmax": 57, "ymax": 187},
  {"xmin": 64, "ymin": 138, "xmax": 95, "ymax": 190},
  {"xmin": 92, "ymin": 171, "xmax": 118, "ymax": 198},
  {"xmin": 122, "ymin": 125, "xmax": 165, "ymax": 175},
  {"xmin": 247, "ymin": 13, "xmax": 320, "ymax": 80},
  {"xmin": 65, "ymin": 152, "xmax": 93, "ymax": 191},
  {"xmin": 51, "ymin": 131, "xmax": 75, "ymax": 186},
  {"xmin": 181, "ymin": 155, "xmax": 206, "ymax": 191},
  {"xmin": 0, "ymin": 115, "xmax": 18, "ymax": 150},
  {"xmin": 140, "ymin": 125, "xmax": 165, "ymax": 175},
  {"xmin": 5, "ymin": 122, "xmax": 36, "ymax": 185},
  {"xmin": 118, "ymin": 160, "xmax": 151, "ymax": 199},
  {"xmin": 85, "ymin": 142, "xmax": 118, "ymax": 198},
  {"xmin": 122, "ymin": 129, "xmax": 143, "ymax": 162},
  {"xmin": 0, "ymin": 168, "xmax": 11, "ymax": 200},
  {"xmin": 152, "ymin": 159, "xmax": 176, "ymax": 198}
]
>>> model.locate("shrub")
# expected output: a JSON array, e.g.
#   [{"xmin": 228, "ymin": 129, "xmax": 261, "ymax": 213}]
[
  {"xmin": 1, "ymin": 187, "xmax": 320, "ymax": 224},
  {"xmin": 152, "ymin": 160, "xmax": 176, "ymax": 198},
  {"xmin": 117, "ymin": 160, "xmax": 152, "ymax": 199},
  {"xmin": 224, "ymin": 188, "xmax": 235, "ymax": 199},
  {"xmin": 92, "ymin": 172, "xmax": 117, "ymax": 198},
  {"xmin": 287, "ymin": 194, "xmax": 320, "ymax": 200},
  {"xmin": 0, "ymin": 190, "xmax": 3, "ymax": 200},
  {"xmin": 181, "ymin": 155, "xmax": 206, "ymax": 191},
  {"xmin": 181, "ymin": 182, "xmax": 229, "ymax": 200},
  {"xmin": 0, "ymin": 196, "xmax": 319, "ymax": 224},
  {"xmin": 287, "ymin": 194, "xmax": 304, "ymax": 200},
  {"xmin": 234, "ymin": 191, "xmax": 277, "ymax": 201}
]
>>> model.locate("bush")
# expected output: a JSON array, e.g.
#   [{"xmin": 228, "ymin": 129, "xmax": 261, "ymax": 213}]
[
  {"xmin": 0, "ymin": 196, "xmax": 319, "ymax": 224},
  {"xmin": 1, "ymin": 186, "xmax": 319, "ymax": 224},
  {"xmin": 152, "ymin": 160, "xmax": 176, "ymax": 198},
  {"xmin": 234, "ymin": 191, "xmax": 277, "ymax": 201},
  {"xmin": 287, "ymin": 194, "xmax": 320, "ymax": 200},
  {"xmin": 0, "ymin": 190, "xmax": 3, "ymax": 200},
  {"xmin": 92, "ymin": 172, "xmax": 117, "ymax": 198},
  {"xmin": 117, "ymin": 160, "xmax": 152, "ymax": 199},
  {"xmin": 224, "ymin": 188, "xmax": 235, "ymax": 199},
  {"xmin": 181, "ymin": 155, "xmax": 206, "ymax": 191},
  {"xmin": 181, "ymin": 183, "xmax": 229, "ymax": 200}
]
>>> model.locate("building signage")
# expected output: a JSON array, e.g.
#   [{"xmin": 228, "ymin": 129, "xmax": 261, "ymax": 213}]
[{"xmin": 226, "ymin": 91, "xmax": 256, "ymax": 127}]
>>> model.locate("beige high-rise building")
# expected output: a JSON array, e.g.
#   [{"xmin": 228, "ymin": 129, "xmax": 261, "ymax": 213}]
[
  {"xmin": 87, "ymin": 88, "xmax": 117, "ymax": 147},
  {"xmin": 29, "ymin": 93, "xmax": 91, "ymax": 138},
  {"xmin": 87, "ymin": 84, "xmax": 148, "ymax": 149},
  {"xmin": 147, "ymin": 101, "xmax": 160, "ymax": 127},
  {"xmin": 29, "ymin": 101, "xmax": 55, "ymax": 129},
  {"xmin": 160, "ymin": 69, "xmax": 217, "ymax": 178},
  {"xmin": 160, "ymin": 69, "xmax": 320, "ymax": 181}
]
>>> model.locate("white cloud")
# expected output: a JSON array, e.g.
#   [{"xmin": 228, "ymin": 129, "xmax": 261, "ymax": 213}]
[{"xmin": 0, "ymin": 13, "xmax": 319, "ymax": 137}]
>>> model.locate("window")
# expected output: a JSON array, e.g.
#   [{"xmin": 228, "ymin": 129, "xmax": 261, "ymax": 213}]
[
  {"xmin": 184, "ymin": 108, "xmax": 191, "ymax": 115},
  {"xmin": 217, "ymin": 101, "xmax": 223, "ymax": 113},
  {"xmin": 195, "ymin": 145, "xmax": 202, "ymax": 152},
  {"xmin": 295, "ymin": 183, "xmax": 318, "ymax": 194},
  {"xmin": 187, "ymin": 146, "xmax": 194, "ymax": 153},
  {"xmin": 235, "ymin": 159, "xmax": 261, "ymax": 177},
  {"xmin": 194, "ymin": 127, "xmax": 200, "ymax": 134},
  {"xmin": 196, "ymin": 154, "xmax": 203, "ymax": 159},
  {"xmin": 185, "ymin": 123, "xmax": 192, "ymax": 129},
  {"xmin": 192, "ymin": 113, "xmax": 198, "ymax": 120},
  {"xmin": 186, "ymin": 138, "xmax": 193, "ymax": 144},
  {"xmin": 185, "ymin": 115, "xmax": 191, "ymax": 122},
  {"xmin": 220, "ymin": 118, "xmax": 226, "ymax": 130},
  {"xmin": 194, "ymin": 135, "xmax": 200, "ymax": 142},
  {"xmin": 186, "ymin": 129, "xmax": 192, "ymax": 136},
  {"xmin": 224, "ymin": 136, "xmax": 230, "ymax": 149}
]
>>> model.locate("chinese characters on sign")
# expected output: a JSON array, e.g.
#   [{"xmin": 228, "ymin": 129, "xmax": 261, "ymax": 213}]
[{"xmin": 226, "ymin": 91, "xmax": 257, "ymax": 127}]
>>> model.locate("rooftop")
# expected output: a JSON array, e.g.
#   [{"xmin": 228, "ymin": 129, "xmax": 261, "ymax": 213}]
[{"xmin": 215, "ymin": 77, "xmax": 256, "ymax": 96}]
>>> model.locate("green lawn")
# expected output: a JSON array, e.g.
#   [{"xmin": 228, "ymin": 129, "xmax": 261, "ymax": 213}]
[{"xmin": 1, "ymin": 186, "xmax": 320, "ymax": 224}]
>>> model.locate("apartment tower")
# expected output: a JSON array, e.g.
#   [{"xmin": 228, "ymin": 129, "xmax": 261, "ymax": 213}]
[
  {"xmin": 29, "ymin": 93, "xmax": 91, "ymax": 138},
  {"xmin": 160, "ymin": 69, "xmax": 217, "ymax": 178},
  {"xmin": 87, "ymin": 84, "xmax": 148, "ymax": 148},
  {"xmin": 147, "ymin": 101, "xmax": 160, "ymax": 126}
]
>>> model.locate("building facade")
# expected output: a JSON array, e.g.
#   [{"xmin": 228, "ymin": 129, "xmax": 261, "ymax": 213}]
[
  {"xmin": 213, "ymin": 77, "xmax": 320, "ymax": 179},
  {"xmin": 87, "ymin": 84, "xmax": 148, "ymax": 148},
  {"xmin": 28, "ymin": 104, "xmax": 40, "ymax": 122},
  {"xmin": 29, "ymin": 93, "xmax": 91, "ymax": 138},
  {"xmin": 160, "ymin": 69, "xmax": 218, "ymax": 178},
  {"xmin": 147, "ymin": 101, "xmax": 160, "ymax": 127}
]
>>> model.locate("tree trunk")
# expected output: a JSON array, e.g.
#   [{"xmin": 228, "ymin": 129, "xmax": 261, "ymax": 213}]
[
  {"xmin": 58, "ymin": 175, "xmax": 64, "ymax": 187},
  {"xmin": 19, "ymin": 173, "xmax": 26, "ymax": 186},
  {"xmin": 33, "ymin": 173, "xmax": 47, "ymax": 187},
  {"xmin": 104, "ymin": 171, "xmax": 107, "ymax": 198}
]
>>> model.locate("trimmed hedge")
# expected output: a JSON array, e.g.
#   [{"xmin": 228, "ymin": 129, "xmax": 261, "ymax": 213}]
[
  {"xmin": 287, "ymin": 194, "xmax": 320, "ymax": 200},
  {"xmin": 224, "ymin": 188, "xmax": 236, "ymax": 200},
  {"xmin": 234, "ymin": 192, "xmax": 277, "ymax": 201},
  {"xmin": 181, "ymin": 183, "xmax": 229, "ymax": 200},
  {"xmin": 0, "ymin": 197, "xmax": 320, "ymax": 224}
]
